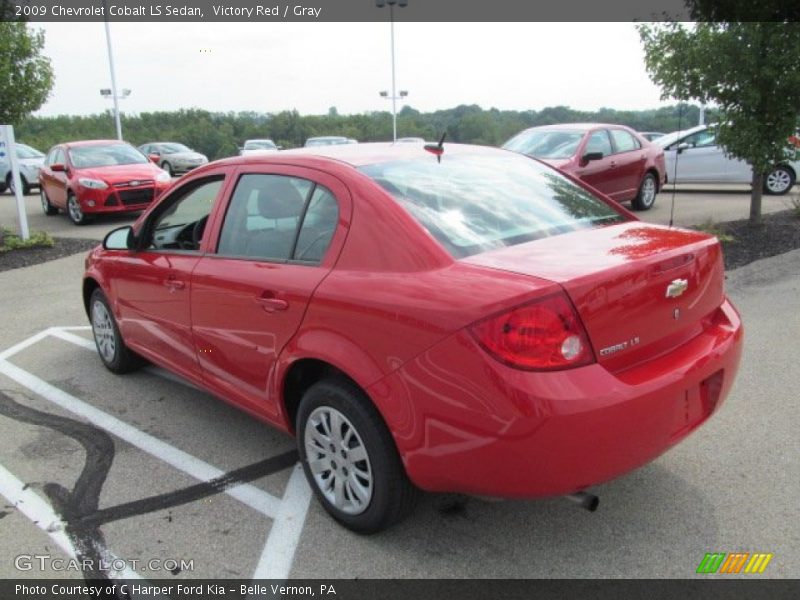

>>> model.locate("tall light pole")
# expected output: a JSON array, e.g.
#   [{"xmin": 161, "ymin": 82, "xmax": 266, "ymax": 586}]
[
  {"xmin": 100, "ymin": 88, "xmax": 131, "ymax": 140},
  {"xmin": 102, "ymin": 0, "xmax": 124, "ymax": 140},
  {"xmin": 376, "ymin": 0, "xmax": 407, "ymax": 141}
]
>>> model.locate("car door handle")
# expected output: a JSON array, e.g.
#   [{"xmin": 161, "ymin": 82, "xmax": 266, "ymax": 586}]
[
  {"xmin": 256, "ymin": 292, "xmax": 288, "ymax": 312},
  {"xmin": 164, "ymin": 277, "xmax": 185, "ymax": 291}
]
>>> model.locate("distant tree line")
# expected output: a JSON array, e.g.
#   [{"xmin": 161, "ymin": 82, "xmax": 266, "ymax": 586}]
[{"xmin": 16, "ymin": 103, "xmax": 712, "ymax": 160}]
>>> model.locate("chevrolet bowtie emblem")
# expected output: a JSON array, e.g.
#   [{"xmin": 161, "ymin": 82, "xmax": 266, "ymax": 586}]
[{"xmin": 666, "ymin": 278, "xmax": 689, "ymax": 298}]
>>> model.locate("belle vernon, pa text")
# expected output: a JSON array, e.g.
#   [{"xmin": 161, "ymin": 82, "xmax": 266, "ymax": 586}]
[
  {"xmin": 46, "ymin": 4, "xmax": 323, "ymax": 18},
  {"xmin": 16, "ymin": 584, "xmax": 337, "ymax": 597}
]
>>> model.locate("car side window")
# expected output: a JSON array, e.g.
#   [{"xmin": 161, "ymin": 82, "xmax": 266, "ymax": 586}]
[
  {"xmin": 681, "ymin": 130, "xmax": 717, "ymax": 149},
  {"xmin": 294, "ymin": 186, "xmax": 340, "ymax": 262},
  {"xmin": 50, "ymin": 148, "xmax": 65, "ymax": 166},
  {"xmin": 609, "ymin": 129, "xmax": 640, "ymax": 153},
  {"xmin": 585, "ymin": 131, "xmax": 613, "ymax": 157},
  {"xmin": 217, "ymin": 174, "xmax": 313, "ymax": 261},
  {"xmin": 147, "ymin": 177, "xmax": 223, "ymax": 252}
]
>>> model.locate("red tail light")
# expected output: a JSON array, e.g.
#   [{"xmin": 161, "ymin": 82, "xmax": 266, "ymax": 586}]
[{"xmin": 469, "ymin": 292, "xmax": 595, "ymax": 371}]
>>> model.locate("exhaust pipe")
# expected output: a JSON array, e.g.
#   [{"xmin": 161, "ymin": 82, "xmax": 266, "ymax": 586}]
[{"xmin": 565, "ymin": 491, "xmax": 599, "ymax": 512}]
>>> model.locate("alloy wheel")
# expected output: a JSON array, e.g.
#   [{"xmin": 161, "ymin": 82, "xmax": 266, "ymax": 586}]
[
  {"xmin": 766, "ymin": 169, "xmax": 792, "ymax": 194},
  {"xmin": 68, "ymin": 196, "xmax": 83, "ymax": 223},
  {"xmin": 91, "ymin": 300, "xmax": 116, "ymax": 363},
  {"xmin": 303, "ymin": 406, "xmax": 373, "ymax": 515}
]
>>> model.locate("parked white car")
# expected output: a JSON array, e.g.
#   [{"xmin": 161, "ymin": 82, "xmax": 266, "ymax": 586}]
[
  {"xmin": 655, "ymin": 125, "xmax": 799, "ymax": 195},
  {"xmin": 240, "ymin": 139, "xmax": 279, "ymax": 156},
  {"xmin": 0, "ymin": 142, "xmax": 45, "ymax": 195}
]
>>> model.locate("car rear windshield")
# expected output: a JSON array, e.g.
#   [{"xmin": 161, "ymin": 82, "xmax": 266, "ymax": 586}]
[
  {"xmin": 360, "ymin": 153, "xmax": 626, "ymax": 259},
  {"xmin": 68, "ymin": 144, "xmax": 149, "ymax": 168}
]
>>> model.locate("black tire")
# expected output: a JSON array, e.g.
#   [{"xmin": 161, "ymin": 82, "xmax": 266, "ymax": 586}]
[
  {"xmin": 631, "ymin": 172, "xmax": 658, "ymax": 211},
  {"xmin": 763, "ymin": 165, "xmax": 795, "ymax": 195},
  {"xmin": 89, "ymin": 288, "xmax": 143, "ymax": 374},
  {"xmin": 67, "ymin": 193, "xmax": 91, "ymax": 225},
  {"xmin": 161, "ymin": 161, "xmax": 173, "ymax": 177},
  {"xmin": 40, "ymin": 188, "xmax": 58, "ymax": 216},
  {"xmin": 297, "ymin": 378, "xmax": 418, "ymax": 533},
  {"xmin": 7, "ymin": 174, "xmax": 31, "ymax": 196}
]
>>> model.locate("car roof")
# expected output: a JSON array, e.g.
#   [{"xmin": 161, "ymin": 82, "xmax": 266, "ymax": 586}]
[
  {"xmin": 522, "ymin": 123, "xmax": 635, "ymax": 133},
  {"xmin": 208, "ymin": 142, "xmax": 514, "ymax": 169},
  {"xmin": 61, "ymin": 139, "xmax": 131, "ymax": 148}
]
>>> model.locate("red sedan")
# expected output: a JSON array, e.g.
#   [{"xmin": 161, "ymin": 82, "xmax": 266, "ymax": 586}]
[
  {"xmin": 503, "ymin": 123, "xmax": 667, "ymax": 210},
  {"xmin": 84, "ymin": 143, "xmax": 742, "ymax": 532},
  {"xmin": 39, "ymin": 140, "xmax": 172, "ymax": 225}
]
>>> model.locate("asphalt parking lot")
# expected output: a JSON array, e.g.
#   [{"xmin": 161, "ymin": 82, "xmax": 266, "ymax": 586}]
[{"xmin": 0, "ymin": 186, "xmax": 798, "ymax": 580}]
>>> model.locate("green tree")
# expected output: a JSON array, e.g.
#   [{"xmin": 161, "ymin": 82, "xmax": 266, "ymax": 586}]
[
  {"xmin": 0, "ymin": 21, "xmax": 54, "ymax": 124},
  {"xmin": 639, "ymin": 21, "xmax": 800, "ymax": 223}
]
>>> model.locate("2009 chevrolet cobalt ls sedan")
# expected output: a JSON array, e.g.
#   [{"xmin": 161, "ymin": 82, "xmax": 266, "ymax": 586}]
[{"xmin": 83, "ymin": 143, "xmax": 743, "ymax": 532}]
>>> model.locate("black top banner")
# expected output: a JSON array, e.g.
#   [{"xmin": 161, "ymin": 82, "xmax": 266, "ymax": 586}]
[{"xmin": 0, "ymin": 0, "xmax": 723, "ymax": 23}]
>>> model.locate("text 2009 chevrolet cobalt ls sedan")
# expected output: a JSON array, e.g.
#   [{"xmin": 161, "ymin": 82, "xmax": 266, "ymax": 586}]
[{"xmin": 83, "ymin": 143, "xmax": 742, "ymax": 532}]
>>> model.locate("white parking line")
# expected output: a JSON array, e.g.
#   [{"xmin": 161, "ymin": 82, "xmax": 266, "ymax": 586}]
[
  {"xmin": 0, "ymin": 463, "xmax": 142, "ymax": 581},
  {"xmin": 0, "ymin": 327, "xmax": 313, "ymax": 580}
]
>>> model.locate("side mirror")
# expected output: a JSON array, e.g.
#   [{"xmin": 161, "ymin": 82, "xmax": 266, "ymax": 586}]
[
  {"xmin": 148, "ymin": 153, "xmax": 160, "ymax": 163},
  {"xmin": 676, "ymin": 142, "xmax": 690, "ymax": 154},
  {"xmin": 51, "ymin": 163, "xmax": 66, "ymax": 172},
  {"xmin": 580, "ymin": 152, "xmax": 604, "ymax": 166},
  {"xmin": 103, "ymin": 226, "xmax": 134, "ymax": 250}
]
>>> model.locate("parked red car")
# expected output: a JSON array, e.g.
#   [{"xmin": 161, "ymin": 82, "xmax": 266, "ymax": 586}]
[
  {"xmin": 84, "ymin": 143, "xmax": 742, "ymax": 532},
  {"xmin": 503, "ymin": 123, "xmax": 667, "ymax": 210},
  {"xmin": 39, "ymin": 140, "xmax": 172, "ymax": 225}
]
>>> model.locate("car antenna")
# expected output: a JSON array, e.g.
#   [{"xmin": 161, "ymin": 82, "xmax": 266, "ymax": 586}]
[
  {"xmin": 668, "ymin": 101, "xmax": 684, "ymax": 228},
  {"xmin": 424, "ymin": 132, "xmax": 447, "ymax": 163}
]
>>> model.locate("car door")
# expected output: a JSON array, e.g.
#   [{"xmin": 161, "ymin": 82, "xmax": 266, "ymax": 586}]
[
  {"xmin": 111, "ymin": 172, "xmax": 228, "ymax": 381},
  {"xmin": 190, "ymin": 165, "xmax": 349, "ymax": 421},
  {"xmin": 41, "ymin": 147, "xmax": 69, "ymax": 208},
  {"xmin": 608, "ymin": 128, "xmax": 645, "ymax": 201},
  {"xmin": 574, "ymin": 129, "xmax": 621, "ymax": 199},
  {"xmin": 672, "ymin": 129, "xmax": 729, "ymax": 182}
]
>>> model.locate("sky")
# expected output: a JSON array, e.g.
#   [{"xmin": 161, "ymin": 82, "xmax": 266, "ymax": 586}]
[{"xmin": 33, "ymin": 22, "xmax": 672, "ymax": 117}]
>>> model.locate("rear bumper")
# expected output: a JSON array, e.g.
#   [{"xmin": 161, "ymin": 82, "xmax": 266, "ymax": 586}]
[{"xmin": 370, "ymin": 299, "xmax": 743, "ymax": 497}]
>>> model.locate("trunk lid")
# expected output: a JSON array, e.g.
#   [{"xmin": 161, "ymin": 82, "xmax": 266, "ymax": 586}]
[{"xmin": 463, "ymin": 222, "xmax": 725, "ymax": 372}]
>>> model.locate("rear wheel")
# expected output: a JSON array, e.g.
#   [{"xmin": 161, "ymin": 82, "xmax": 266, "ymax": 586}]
[
  {"xmin": 90, "ymin": 288, "xmax": 143, "ymax": 374},
  {"xmin": 41, "ymin": 188, "xmax": 58, "ymax": 215},
  {"xmin": 8, "ymin": 174, "xmax": 31, "ymax": 196},
  {"xmin": 763, "ymin": 166, "xmax": 795, "ymax": 195},
  {"xmin": 631, "ymin": 172, "xmax": 657, "ymax": 211},
  {"xmin": 297, "ymin": 378, "xmax": 417, "ymax": 533}
]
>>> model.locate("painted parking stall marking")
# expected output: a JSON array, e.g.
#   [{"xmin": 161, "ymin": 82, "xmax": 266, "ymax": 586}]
[{"xmin": 0, "ymin": 326, "xmax": 312, "ymax": 582}]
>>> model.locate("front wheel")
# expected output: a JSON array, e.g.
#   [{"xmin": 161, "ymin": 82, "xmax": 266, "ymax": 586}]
[
  {"xmin": 763, "ymin": 166, "xmax": 795, "ymax": 195},
  {"xmin": 67, "ymin": 194, "xmax": 91, "ymax": 225},
  {"xmin": 161, "ymin": 162, "xmax": 173, "ymax": 177},
  {"xmin": 90, "ymin": 288, "xmax": 143, "ymax": 373},
  {"xmin": 631, "ymin": 172, "xmax": 658, "ymax": 211},
  {"xmin": 297, "ymin": 379, "xmax": 417, "ymax": 533}
]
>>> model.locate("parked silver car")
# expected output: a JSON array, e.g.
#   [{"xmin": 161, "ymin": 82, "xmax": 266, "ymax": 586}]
[
  {"xmin": 0, "ymin": 142, "xmax": 45, "ymax": 195},
  {"xmin": 655, "ymin": 125, "xmax": 799, "ymax": 195},
  {"xmin": 138, "ymin": 142, "xmax": 208, "ymax": 176}
]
